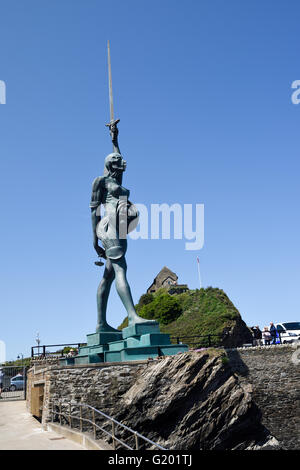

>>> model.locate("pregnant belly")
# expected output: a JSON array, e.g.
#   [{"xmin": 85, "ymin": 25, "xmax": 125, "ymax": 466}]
[{"xmin": 96, "ymin": 202, "xmax": 139, "ymax": 260}]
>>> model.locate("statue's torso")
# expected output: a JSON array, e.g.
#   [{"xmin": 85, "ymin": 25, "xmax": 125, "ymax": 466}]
[
  {"xmin": 93, "ymin": 176, "xmax": 138, "ymax": 260},
  {"xmin": 103, "ymin": 177, "xmax": 130, "ymax": 210}
]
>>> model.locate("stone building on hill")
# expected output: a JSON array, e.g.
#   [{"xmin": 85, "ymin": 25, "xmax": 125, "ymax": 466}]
[{"xmin": 147, "ymin": 266, "xmax": 189, "ymax": 295}]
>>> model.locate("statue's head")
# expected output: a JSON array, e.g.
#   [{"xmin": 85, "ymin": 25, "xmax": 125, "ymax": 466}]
[{"xmin": 104, "ymin": 152, "xmax": 126, "ymax": 177}]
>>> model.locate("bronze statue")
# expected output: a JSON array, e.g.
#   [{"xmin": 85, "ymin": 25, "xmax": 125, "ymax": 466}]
[{"xmin": 90, "ymin": 43, "xmax": 155, "ymax": 333}]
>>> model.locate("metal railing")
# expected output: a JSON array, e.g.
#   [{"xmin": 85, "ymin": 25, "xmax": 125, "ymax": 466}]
[
  {"xmin": 31, "ymin": 343, "xmax": 86, "ymax": 359},
  {"xmin": 171, "ymin": 333, "xmax": 224, "ymax": 348},
  {"xmin": 31, "ymin": 332, "xmax": 286, "ymax": 360},
  {"xmin": 50, "ymin": 399, "xmax": 166, "ymax": 450},
  {"xmin": 0, "ymin": 365, "xmax": 27, "ymax": 401},
  {"xmin": 171, "ymin": 333, "xmax": 288, "ymax": 348}
]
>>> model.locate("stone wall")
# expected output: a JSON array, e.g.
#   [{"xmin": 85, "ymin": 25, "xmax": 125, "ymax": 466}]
[
  {"xmin": 26, "ymin": 360, "xmax": 148, "ymax": 426},
  {"xmin": 26, "ymin": 345, "xmax": 300, "ymax": 449},
  {"xmin": 227, "ymin": 344, "xmax": 300, "ymax": 450}
]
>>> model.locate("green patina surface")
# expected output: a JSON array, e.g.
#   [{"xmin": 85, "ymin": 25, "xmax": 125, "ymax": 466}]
[
  {"xmin": 59, "ymin": 321, "xmax": 188, "ymax": 366},
  {"xmin": 87, "ymin": 331, "xmax": 122, "ymax": 346}
]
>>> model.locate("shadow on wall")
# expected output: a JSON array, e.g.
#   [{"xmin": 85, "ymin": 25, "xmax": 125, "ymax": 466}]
[{"xmin": 226, "ymin": 349, "xmax": 249, "ymax": 377}]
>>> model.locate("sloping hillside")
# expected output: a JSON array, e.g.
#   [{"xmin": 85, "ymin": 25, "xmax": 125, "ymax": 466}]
[{"xmin": 118, "ymin": 287, "xmax": 252, "ymax": 348}]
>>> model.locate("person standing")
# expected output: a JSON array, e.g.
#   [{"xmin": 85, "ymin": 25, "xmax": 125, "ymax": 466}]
[
  {"xmin": 262, "ymin": 327, "xmax": 271, "ymax": 345},
  {"xmin": 269, "ymin": 322, "xmax": 277, "ymax": 345},
  {"xmin": 255, "ymin": 326, "xmax": 263, "ymax": 346},
  {"xmin": 251, "ymin": 326, "xmax": 263, "ymax": 346}
]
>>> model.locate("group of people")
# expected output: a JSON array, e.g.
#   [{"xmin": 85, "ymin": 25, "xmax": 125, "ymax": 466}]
[{"xmin": 251, "ymin": 322, "xmax": 279, "ymax": 346}]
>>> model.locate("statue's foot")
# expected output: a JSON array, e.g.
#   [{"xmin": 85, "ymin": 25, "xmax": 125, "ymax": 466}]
[
  {"xmin": 128, "ymin": 313, "xmax": 158, "ymax": 327},
  {"xmin": 96, "ymin": 322, "xmax": 120, "ymax": 333}
]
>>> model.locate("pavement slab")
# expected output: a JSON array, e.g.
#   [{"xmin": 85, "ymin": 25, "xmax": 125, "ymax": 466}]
[{"xmin": 0, "ymin": 400, "xmax": 84, "ymax": 450}]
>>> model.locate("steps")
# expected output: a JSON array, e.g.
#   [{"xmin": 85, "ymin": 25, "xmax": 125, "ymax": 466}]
[{"xmin": 60, "ymin": 321, "xmax": 188, "ymax": 365}]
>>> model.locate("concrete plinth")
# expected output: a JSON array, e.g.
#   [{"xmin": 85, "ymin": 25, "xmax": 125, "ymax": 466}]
[{"xmin": 60, "ymin": 320, "xmax": 188, "ymax": 366}]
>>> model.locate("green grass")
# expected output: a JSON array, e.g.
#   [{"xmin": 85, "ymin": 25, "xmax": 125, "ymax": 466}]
[{"xmin": 118, "ymin": 287, "xmax": 242, "ymax": 347}]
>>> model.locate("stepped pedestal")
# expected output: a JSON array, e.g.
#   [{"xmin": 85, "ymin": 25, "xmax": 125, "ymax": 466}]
[{"xmin": 59, "ymin": 321, "xmax": 188, "ymax": 365}]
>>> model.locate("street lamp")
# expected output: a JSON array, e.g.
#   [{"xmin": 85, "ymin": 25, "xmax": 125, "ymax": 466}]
[
  {"xmin": 36, "ymin": 332, "xmax": 41, "ymax": 357},
  {"xmin": 17, "ymin": 354, "xmax": 24, "ymax": 366}
]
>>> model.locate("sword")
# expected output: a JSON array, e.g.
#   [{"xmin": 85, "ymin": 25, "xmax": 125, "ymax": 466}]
[
  {"xmin": 105, "ymin": 40, "xmax": 120, "ymax": 150},
  {"xmin": 95, "ymin": 41, "xmax": 120, "ymax": 268}
]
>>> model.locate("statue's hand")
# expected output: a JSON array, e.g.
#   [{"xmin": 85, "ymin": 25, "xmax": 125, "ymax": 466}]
[
  {"xmin": 110, "ymin": 123, "xmax": 118, "ymax": 142},
  {"xmin": 106, "ymin": 119, "xmax": 120, "ymax": 144},
  {"xmin": 94, "ymin": 243, "xmax": 106, "ymax": 259}
]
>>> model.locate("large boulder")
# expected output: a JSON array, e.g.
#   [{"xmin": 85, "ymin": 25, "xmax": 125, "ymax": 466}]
[{"xmin": 110, "ymin": 350, "xmax": 278, "ymax": 450}]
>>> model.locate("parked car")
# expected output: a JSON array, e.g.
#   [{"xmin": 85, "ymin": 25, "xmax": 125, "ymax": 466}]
[
  {"xmin": 0, "ymin": 373, "xmax": 11, "ymax": 392},
  {"xmin": 10, "ymin": 374, "xmax": 24, "ymax": 391},
  {"xmin": 275, "ymin": 322, "xmax": 300, "ymax": 344}
]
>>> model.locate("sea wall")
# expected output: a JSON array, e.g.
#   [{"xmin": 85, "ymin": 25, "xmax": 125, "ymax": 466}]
[
  {"xmin": 26, "ymin": 360, "xmax": 148, "ymax": 425},
  {"xmin": 227, "ymin": 344, "xmax": 300, "ymax": 450},
  {"xmin": 26, "ymin": 345, "xmax": 300, "ymax": 449}
]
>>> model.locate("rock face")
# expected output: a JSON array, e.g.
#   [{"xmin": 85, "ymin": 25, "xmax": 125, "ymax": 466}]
[
  {"xmin": 112, "ymin": 351, "xmax": 276, "ymax": 450},
  {"xmin": 228, "ymin": 345, "xmax": 300, "ymax": 450},
  {"xmin": 220, "ymin": 316, "xmax": 253, "ymax": 348},
  {"xmin": 28, "ymin": 346, "xmax": 300, "ymax": 449}
]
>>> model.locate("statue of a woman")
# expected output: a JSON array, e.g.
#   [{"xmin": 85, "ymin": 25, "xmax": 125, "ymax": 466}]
[{"xmin": 90, "ymin": 121, "xmax": 153, "ymax": 333}]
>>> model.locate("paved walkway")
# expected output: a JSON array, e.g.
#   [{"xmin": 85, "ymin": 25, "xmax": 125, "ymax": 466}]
[{"xmin": 0, "ymin": 401, "xmax": 84, "ymax": 450}]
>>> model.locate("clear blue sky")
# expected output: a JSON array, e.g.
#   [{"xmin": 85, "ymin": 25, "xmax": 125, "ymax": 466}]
[{"xmin": 1, "ymin": 0, "xmax": 299, "ymax": 360}]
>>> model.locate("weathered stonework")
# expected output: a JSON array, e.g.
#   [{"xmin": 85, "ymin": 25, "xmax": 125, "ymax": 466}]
[
  {"xmin": 26, "ymin": 345, "xmax": 300, "ymax": 449},
  {"xmin": 26, "ymin": 361, "xmax": 148, "ymax": 426},
  {"xmin": 227, "ymin": 344, "xmax": 300, "ymax": 450}
]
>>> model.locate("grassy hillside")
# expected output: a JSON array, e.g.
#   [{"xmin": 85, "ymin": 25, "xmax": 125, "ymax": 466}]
[{"xmin": 118, "ymin": 287, "xmax": 251, "ymax": 347}]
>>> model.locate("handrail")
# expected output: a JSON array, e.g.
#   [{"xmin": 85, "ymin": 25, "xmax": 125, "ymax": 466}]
[
  {"xmin": 31, "ymin": 343, "xmax": 86, "ymax": 358},
  {"xmin": 171, "ymin": 334, "xmax": 222, "ymax": 339},
  {"xmin": 50, "ymin": 399, "xmax": 166, "ymax": 450},
  {"xmin": 171, "ymin": 333, "xmax": 225, "ymax": 347},
  {"xmin": 31, "ymin": 333, "xmax": 228, "ymax": 358}
]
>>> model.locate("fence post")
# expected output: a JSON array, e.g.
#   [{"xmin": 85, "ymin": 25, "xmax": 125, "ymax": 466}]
[
  {"xmin": 80, "ymin": 405, "xmax": 83, "ymax": 432},
  {"xmin": 112, "ymin": 421, "xmax": 116, "ymax": 450},
  {"xmin": 59, "ymin": 402, "xmax": 62, "ymax": 425},
  {"xmin": 135, "ymin": 432, "xmax": 139, "ymax": 450},
  {"xmin": 92, "ymin": 409, "xmax": 96, "ymax": 439},
  {"xmin": 42, "ymin": 345, "xmax": 46, "ymax": 357},
  {"xmin": 69, "ymin": 403, "xmax": 72, "ymax": 428},
  {"xmin": 176, "ymin": 337, "xmax": 180, "ymax": 344}
]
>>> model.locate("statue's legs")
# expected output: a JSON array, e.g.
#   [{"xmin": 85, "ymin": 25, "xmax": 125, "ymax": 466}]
[
  {"xmin": 96, "ymin": 259, "xmax": 119, "ymax": 332},
  {"xmin": 111, "ymin": 256, "xmax": 155, "ymax": 326}
]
